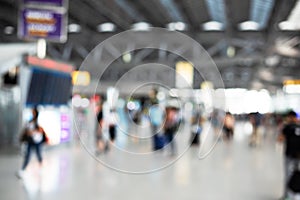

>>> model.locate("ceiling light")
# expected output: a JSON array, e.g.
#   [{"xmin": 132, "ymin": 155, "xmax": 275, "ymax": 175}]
[
  {"xmin": 226, "ymin": 46, "xmax": 235, "ymax": 57},
  {"xmin": 131, "ymin": 22, "xmax": 152, "ymax": 31},
  {"xmin": 97, "ymin": 22, "xmax": 116, "ymax": 32},
  {"xmin": 278, "ymin": 21, "xmax": 300, "ymax": 31},
  {"xmin": 68, "ymin": 23, "xmax": 81, "ymax": 33},
  {"xmin": 280, "ymin": 0, "xmax": 300, "ymax": 31},
  {"xmin": 4, "ymin": 26, "xmax": 14, "ymax": 35},
  {"xmin": 265, "ymin": 55, "xmax": 280, "ymax": 67},
  {"xmin": 122, "ymin": 53, "xmax": 132, "ymax": 63},
  {"xmin": 238, "ymin": 21, "xmax": 260, "ymax": 31},
  {"xmin": 167, "ymin": 22, "xmax": 187, "ymax": 31},
  {"xmin": 202, "ymin": 21, "xmax": 224, "ymax": 31},
  {"xmin": 37, "ymin": 39, "xmax": 46, "ymax": 59}
]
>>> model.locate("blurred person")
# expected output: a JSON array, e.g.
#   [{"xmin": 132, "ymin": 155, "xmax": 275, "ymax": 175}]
[
  {"xmin": 149, "ymin": 104, "xmax": 165, "ymax": 150},
  {"xmin": 107, "ymin": 108, "xmax": 118, "ymax": 144},
  {"xmin": 278, "ymin": 111, "xmax": 300, "ymax": 200},
  {"xmin": 16, "ymin": 107, "xmax": 48, "ymax": 179},
  {"xmin": 223, "ymin": 112, "xmax": 235, "ymax": 141},
  {"xmin": 163, "ymin": 106, "xmax": 180, "ymax": 156},
  {"xmin": 263, "ymin": 113, "xmax": 276, "ymax": 140},
  {"xmin": 190, "ymin": 111, "xmax": 204, "ymax": 146},
  {"xmin": 95, "ymin": 102, "xmax": 108, "ymax": 155},
  {"xmin": 211, "ymin": 109, "xmax": 222, "ymax": 139},
  {"xmin": 147, "ymin": 88, "xmax": 165, "ymax": 151},
  {"xmin": 249, "ymin": 112, "xmax": 262, "ymax": 147}
]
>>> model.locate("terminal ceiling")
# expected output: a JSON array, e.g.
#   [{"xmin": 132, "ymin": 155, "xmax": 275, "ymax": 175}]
[{"xmin": 1, "ymin": 0, "xmax": 300, "ymax": 93}]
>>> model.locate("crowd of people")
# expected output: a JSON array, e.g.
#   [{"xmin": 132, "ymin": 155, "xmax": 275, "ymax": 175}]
[{"xmin": 16, "ymin": 93, "xmax": 300, "ymax": 199}]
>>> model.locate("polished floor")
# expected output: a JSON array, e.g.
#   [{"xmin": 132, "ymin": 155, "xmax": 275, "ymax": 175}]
[{"xmin": 0, "ymin": 122, "xmax": 287, "ymax": 200}]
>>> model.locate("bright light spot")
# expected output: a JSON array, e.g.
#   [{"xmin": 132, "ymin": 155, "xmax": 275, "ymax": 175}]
[
  {"xmin": 227, "ymin": 46, "xmax": 235, "ymax": 57},
  {"xmin": 202, "ymin": 21, "xmax": 224, "ymax": 31},
  {"xmin": 107, "ymin": 87, "xmax": 119, "ymax": 108},
  {"xmin": 122, "ymin": 53, "xmax": 132, "ymax": 63},
  {"xmin": 72, "ymin": 96, "xmax": 81, "ymax": 107},
  {"xmin": 238, "ymin": 21, "xmax": 260, "ymax": 31},
  {"xmin": 127, "ymin": 101, "xmax": 136, "ymax": 110},
  {"xmin": 278, "ymin": 21, "xmax": 299, "ymax": 30},
  {"xmin": 283, "ymin": 85, "xmax": 300, "ymax": 94},
  {"xmin": 4, "ymin": 26, "xmax": 14, "ymax": 35},
  {"xmin": 68, "ymin": 23, "xmax": 81, "ymax": 33},
  {"xmin": 157, "ymin": 91, "xmax": 165, "ymax": 101},
  {"xmin": 81, "ymin": 98, "xmax": 90, "ymax": 108},
  {"xmin": 37, "ymin": 39, "xmax": 46, "ymax": 59},
  {"xmin": 167, "ymin": 22, "xmax": 187, "ymax": 31},
  {"xmin": 131, "ymin": 22, "xmax": 152, "ymax": 31},
  {"xmin": 265, "ymin": 55, "xmax": 280, "ymax": 67},
  {"xmin": 176, "ymin": 61, "xmax": 194, "ymax": 88},
  {"xmin": 97, "ymin": 22, "xmax": 116, "ymax": 32},
  {"xmin": 225, "ymin": 88, "xmax": 273, "ymax": 114}
]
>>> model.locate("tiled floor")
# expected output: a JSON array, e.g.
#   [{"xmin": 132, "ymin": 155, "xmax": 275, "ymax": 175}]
[{"xmin": 0, "ymin": 122, "xmax": 285, "ymax": 200}]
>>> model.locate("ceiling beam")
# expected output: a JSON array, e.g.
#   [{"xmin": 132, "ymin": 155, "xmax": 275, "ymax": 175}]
[
  {"xmin": 86, "ymin": 0, "xmax": 132, "ymax": 30},
  {"xmin": 223, "ymin": 0, "xmax": 235, "ymax": 40},
  {"xmin": 135, "ymin": 1, "xmax": 169, "ymax": 26},
  {"xmin": 0, "ymin": 4, "xmax": 17, "ymax": 26},
  {"xmin": 158, "ymin": 0, "xmax": 188, "ymax": 22},
  {"xmin": 114, "ymin": 0, "xmax": 146, "ymax": 22}
]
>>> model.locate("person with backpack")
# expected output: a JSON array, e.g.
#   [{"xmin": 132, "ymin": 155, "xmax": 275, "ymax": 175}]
[{"xmin": 278, "ymin": 111, "xmax": 300, "ymax": 199}]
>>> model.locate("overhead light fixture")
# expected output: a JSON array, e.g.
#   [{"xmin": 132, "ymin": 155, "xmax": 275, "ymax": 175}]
[
  {"xmin": 72, "ymin": 71, "xmax": 91, "ymax": 86},
  {"xmin": 202, "ymin": 21, "xmax": 224, "ymax": 31},
  {"xmin": 122, "ymin": 52, "xmax": 132, "ymax": 63},
  {"xmin": 4, "ymin": 26, "xmax": 14, "ymax": 35},
  {"xmin": 97, "ymin": 22, "xmax": 116, "ymax": 32},
  {"xmin": 238, "ymin": 21, "xmax": 260, "ymax": 31},
  {"xmin": 37, "ymin": 39, "xmax": 46, "ymax": 59},
  {"xmin": 68, "ymin": 23, "xmax": 81, "ymax": 33},
  {"xmin": 278, "ymin": 21, "xmax": 300, "ymax": 31},
  {"xmin": 226, "ymin": 46, "xmax": 235, "ymax": 58},
  {"xmin": 131, "ymin": 22, "xmax": 152, "ymax": 31},
  {"xmin": 279, "ymin": 0, "xmax": 300, "ymax": 31},
  {"xmin": 265, "ymin": 55, "xmax": 280, "ymax": 67},
  {"xmin": 166, "ymin": 22, "xmax": 187, "ymax": 31}
]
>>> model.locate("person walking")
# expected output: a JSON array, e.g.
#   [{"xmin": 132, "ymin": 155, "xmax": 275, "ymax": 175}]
[
  {"xmin": 16, "ymin": 107, "xmax": 47, "ymax": 179},
  {"xmin": 163, "ymin": 106, "xmax": 180, "ymax": 156},
  {"xmin": 95, "ymin": 102, "xmax": 108, "ymax": 154},
  {"xmin": 223, "ymin": 112, "xmax": 235, "ymax": 141},
  {"xmin": 278, "ymin": 111, "xmax": 300, "ymax": 200}
]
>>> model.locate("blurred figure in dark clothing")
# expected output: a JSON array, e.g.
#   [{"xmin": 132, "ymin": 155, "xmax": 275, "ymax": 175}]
[{"xmin": 278, "ymin": 111, "xmax": 300, "ymax": 200}]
